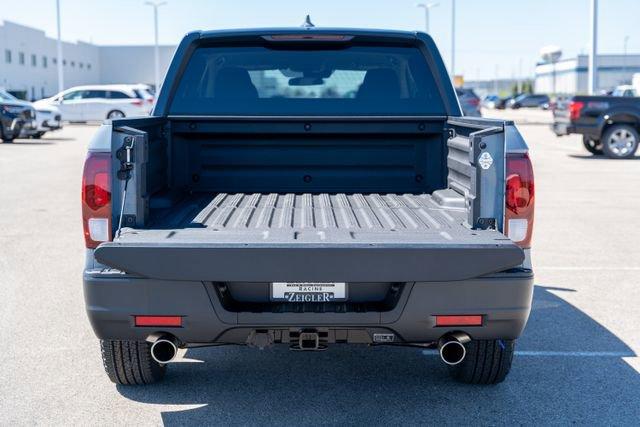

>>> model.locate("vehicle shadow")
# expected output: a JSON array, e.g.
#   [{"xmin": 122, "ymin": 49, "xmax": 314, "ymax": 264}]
[
  {"xmin": 39, "ymin": 137, "xmax": 76, "ymax": 142},
  {"xmin": 0, "ymin": 140, "xmax": 57, "ymax": 145},
  {"xmin": 568, "ymin": 154, "xmax": 640, "ymax": 160},
  {"xmin": 117, "ymin": 286, "xmax": 639, "ymax": 425}
]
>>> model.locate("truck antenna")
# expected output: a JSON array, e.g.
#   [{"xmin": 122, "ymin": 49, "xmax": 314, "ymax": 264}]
[{"xmin": 301, "ymin": 15, "xmax": 315, "ymax": 28}]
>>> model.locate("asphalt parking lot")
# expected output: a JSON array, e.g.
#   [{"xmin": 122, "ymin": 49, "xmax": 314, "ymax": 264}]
[{"xmin": 1, "ymin": 110, "xmax": 639, "ymax": 425}]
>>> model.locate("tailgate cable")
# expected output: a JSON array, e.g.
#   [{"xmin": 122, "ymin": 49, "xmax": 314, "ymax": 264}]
[{"xmin": 115, "ymin": 136, "xmax": 135, "ymax": 238}]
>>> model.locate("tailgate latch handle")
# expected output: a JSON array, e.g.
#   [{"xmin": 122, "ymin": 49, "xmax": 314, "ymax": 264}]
[
  {"xmin": 116, "ymin": 136, "xmax": 135, "ymax": 181},
  {"xmin": 115, "ymin": 136, "xmax": 136, "ymax": 236}
]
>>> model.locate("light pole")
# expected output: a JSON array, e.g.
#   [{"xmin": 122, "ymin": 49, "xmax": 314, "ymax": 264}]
[
  {"xmin": 518, "ymin": 57, "xmax": 523, "ymax": 93},
  {"xmin": 450, "ymin": 0, "xmax": 456, "ymax": 78},
  {"xmin": 588, "ymin": 0, "xmax": 598, "ymax": 94},
  {"xmin": 56, "ymin": 0, "xmax": 64, "ymax": 93},
  {"xmin": 623, "ymin": 35, "xmax": 630, "ymax": 83},
  {"xmin": 145, "ymin": 1, "xmax": 167, "ymax": 92},
  {"xmin": 416, "ymin": 2, "xmax": 439, "ymax": 34},
  {"xmin": 551, "ymin": 58, "xmax": 557, "ymax": 96}
]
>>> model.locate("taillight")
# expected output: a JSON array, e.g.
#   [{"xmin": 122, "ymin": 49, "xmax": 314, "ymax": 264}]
[
  {"xmin": 131, "ymin": 99, "xmax": 144, "ymax": 106},
  {"xmin": 147, "ymin": 98, "xmax": 154, "ymax": 104},
  {"xmin": 435, "ymin": 315, "xmax": 483, "ymax": 327},
  {"xmin": 504, "ymin": 153, "xmax": 534, "ymax": 249},
  {"xmin": 569, "ymin": 100, "xmax": 584, "ymax": 121},
  {"xmin": 134, "ymin": 316, "xmax": 183, "ymax": 327},
  {"xmin": 468, "ymin": 98, "xmax": 480, "ymax": 106},
  {"xmin": 82, "ymin": 152, "xmax": 112, "ymax": 249}
]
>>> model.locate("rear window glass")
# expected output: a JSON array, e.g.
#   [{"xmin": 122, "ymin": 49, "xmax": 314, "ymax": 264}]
[
  {"xmin": 107, "ymin": 91, "xmax": 132, "ymax": 99},
  {"xmin": 169, "ymin": 45, "xmax": 445, "ymax": 116},
  {"xmin": 85, "ymin": 90, "xmax": 107, "ymax": 99}
]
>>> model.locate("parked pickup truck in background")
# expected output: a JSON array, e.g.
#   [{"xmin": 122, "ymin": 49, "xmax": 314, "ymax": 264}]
[
  {"xmin": 553, "ymin": 95, "xmax": 640, "ymax": 159},
  {"xmin": 82, "ymin": 28, "xmax": 535, "ymax": 386}
]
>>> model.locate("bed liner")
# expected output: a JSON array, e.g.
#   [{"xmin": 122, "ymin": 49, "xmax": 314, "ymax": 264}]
[{"xmin": 95, "ymin": 193, "xmax": 524, "ymax": 282}]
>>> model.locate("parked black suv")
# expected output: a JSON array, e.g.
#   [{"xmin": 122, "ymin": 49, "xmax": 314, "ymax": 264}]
[
  {"xmin": 0, "ymin": 90, "xmax": 37, "ymax": 143},
  {"xmin": 508, "ymin": 94, "xmax": 550, "ymax": 109}
]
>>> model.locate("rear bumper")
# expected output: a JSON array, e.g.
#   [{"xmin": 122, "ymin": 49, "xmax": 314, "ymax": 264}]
[
  {"xmin": 552, "ymin": 121, "xmax": 574, "ymax": 136},
  {"xmin": 83, "ymin": 269, "xmax": 534, "ymax": 344},
  {"xmin": 552, "ymin": 120, "xmax": 604, "ymax": 139},
  {"xmin": 40, "ymin": 118, "xmax": 63, "ymax": 131}
]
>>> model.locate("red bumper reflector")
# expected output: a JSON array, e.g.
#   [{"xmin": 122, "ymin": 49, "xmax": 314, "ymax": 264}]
[
  {"xmin": 134, "ymin": 316, "xmax": 183, "ymax": 327},
  {"xmin": 435, "ymin": 315, "xmax": 483, "ymax": 327}
]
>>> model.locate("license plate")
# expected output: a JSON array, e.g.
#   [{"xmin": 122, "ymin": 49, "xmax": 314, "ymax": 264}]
[{"xmin": 271, "ymin": 282, "xmax": 347, "ymax": 302}]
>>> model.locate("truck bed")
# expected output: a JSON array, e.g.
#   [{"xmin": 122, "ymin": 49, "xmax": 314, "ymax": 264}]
[
  {"xmin": 150, "ymin": 192, "xmax": 466, "ymax": 240},
  {"xmin": 95, "ymin": 192, "xmax": 524, "ymax": 282}
]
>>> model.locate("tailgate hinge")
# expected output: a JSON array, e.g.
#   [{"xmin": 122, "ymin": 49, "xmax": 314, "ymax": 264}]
[
  {"xmin": 476, "ymin": 217, "xmax": 497, "ymax": 230},
  {"xmin": 446, "ymin": 128, "xmax": 457, "ymax": 139}
]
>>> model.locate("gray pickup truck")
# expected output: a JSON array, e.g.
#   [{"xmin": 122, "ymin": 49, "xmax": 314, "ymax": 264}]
[{"xmin": 82, "ymin": 27, "xmax": 535, "ymax": 385}]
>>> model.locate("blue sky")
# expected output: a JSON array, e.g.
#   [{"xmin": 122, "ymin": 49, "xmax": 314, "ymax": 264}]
[{"xmin": 2, "ymin": 0, "xmax": 639, "ymax": 80}]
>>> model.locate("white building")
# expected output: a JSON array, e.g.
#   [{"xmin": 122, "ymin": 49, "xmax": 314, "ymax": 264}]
[
  {"xmin": 535, "ymin": 54, "xmax": 640, "ymax": 95},
  {"xmin": 0, "ymin": 20, "xmax": 175, "ymax": 100}
]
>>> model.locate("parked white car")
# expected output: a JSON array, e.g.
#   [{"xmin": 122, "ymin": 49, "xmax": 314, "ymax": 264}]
[
  {"xmin": 611, "ymin": 85, "xmax": 637, "ymax": 97},
  {"xmin": 21, "ymin": 104, "xmax": 63, "ymax": 138},
  {"xmin": 128, "ymin": 83, "xmax": 156, "ymax": 113},
  {"xmin": 34, "ymin": 85, "xmax": 149, "ymax": 122}
]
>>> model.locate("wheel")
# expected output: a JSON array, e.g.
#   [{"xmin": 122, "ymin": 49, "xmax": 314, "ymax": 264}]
[
  {"xmin": 100, "ymin": 340, "xmax": 166, "ymax": 385},
  {"xmin": 447, "ymin": 339, "xmax": 515, "ymax": 384},
  {"xmin": 601, "ymin": 124, "xmax": 639, "ymax": 159},
  {"xmin": 31, "ymin": 132, "xmax": 45, "ymax": 139},
  {"xmin": 107, "ymin": 110, "xmax": 126, "ymax": 119},
  {"xmin": 0, "ymin": 124, "xmax": 14, "ymax": 143},
  {"xmin": 582, "ymin": 136, "xmax": 603, "ymax": 155}
]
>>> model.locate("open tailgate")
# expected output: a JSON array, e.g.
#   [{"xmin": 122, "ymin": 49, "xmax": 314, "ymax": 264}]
[{"xmin": 95, "ymin": 193, "xmax": 524, "ymax": 282}]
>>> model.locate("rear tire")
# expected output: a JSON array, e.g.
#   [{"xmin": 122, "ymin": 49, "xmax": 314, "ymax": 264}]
[
  {"xmin": 100, "ymin": 340, "xmax": 166, "ymax": 385},
  {"xmin": 582, "ymin": 136, "xmax": 603, "ymax": 155},
  {"xmin": 601, "ymin": 124, "xmax": 639, "ymax": 159},
  {"xmin": 107, "ymin": 110, "xmax": 125, "ymax": 120},
  {"xmin": 447, "ymin": 339, "xmax": 515, "ymax": 384}
]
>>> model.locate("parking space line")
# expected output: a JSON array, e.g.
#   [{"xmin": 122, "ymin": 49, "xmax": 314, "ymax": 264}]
[
  {"xmin": 421, "ymin": 350, "xmax": 635, "ymax": 357},
  {"xmin": 514, "ymin": 351, "xmax": 635, "ymax": 357},
  {"xmin": 536, "ymin": 266, "xmax": 640, "ymax": 271}
]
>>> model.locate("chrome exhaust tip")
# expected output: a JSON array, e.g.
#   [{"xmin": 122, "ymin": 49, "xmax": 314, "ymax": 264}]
[
  {"xmin": 438, "ymin": 332, "xmax": 471, "ymax": 366},
  {"xmin": 150, "ymin": 335, "xmax": 179, "ymax": 364}
]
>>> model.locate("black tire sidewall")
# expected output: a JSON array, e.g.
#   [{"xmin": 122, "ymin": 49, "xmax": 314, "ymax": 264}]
[
  {"xmin": 602, "ymin": 124, "xmax": 639, "ymax": 159},
  {"xmin": 0, "ymin": 123, "xmax": 11, "ymax": 142},
  {"xmin": 100, "ymin": 339, "xmax": 166, "ymax": 385},
  {"xmin": 107, "ymin": 110, "xmax": 125, "ymax": 120},
  {"xmin": 582, "ymin": 136, "xmax": 603, "ymax": 155},
  {"xmin": 448, "ymin": 339, "xmax": 515, "ymax": 384}
]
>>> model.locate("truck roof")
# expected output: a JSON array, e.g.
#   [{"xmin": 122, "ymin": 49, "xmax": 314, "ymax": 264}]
[{"xmin": 197, "ymin": 27, "xmax": 420, "ymax": 40}]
